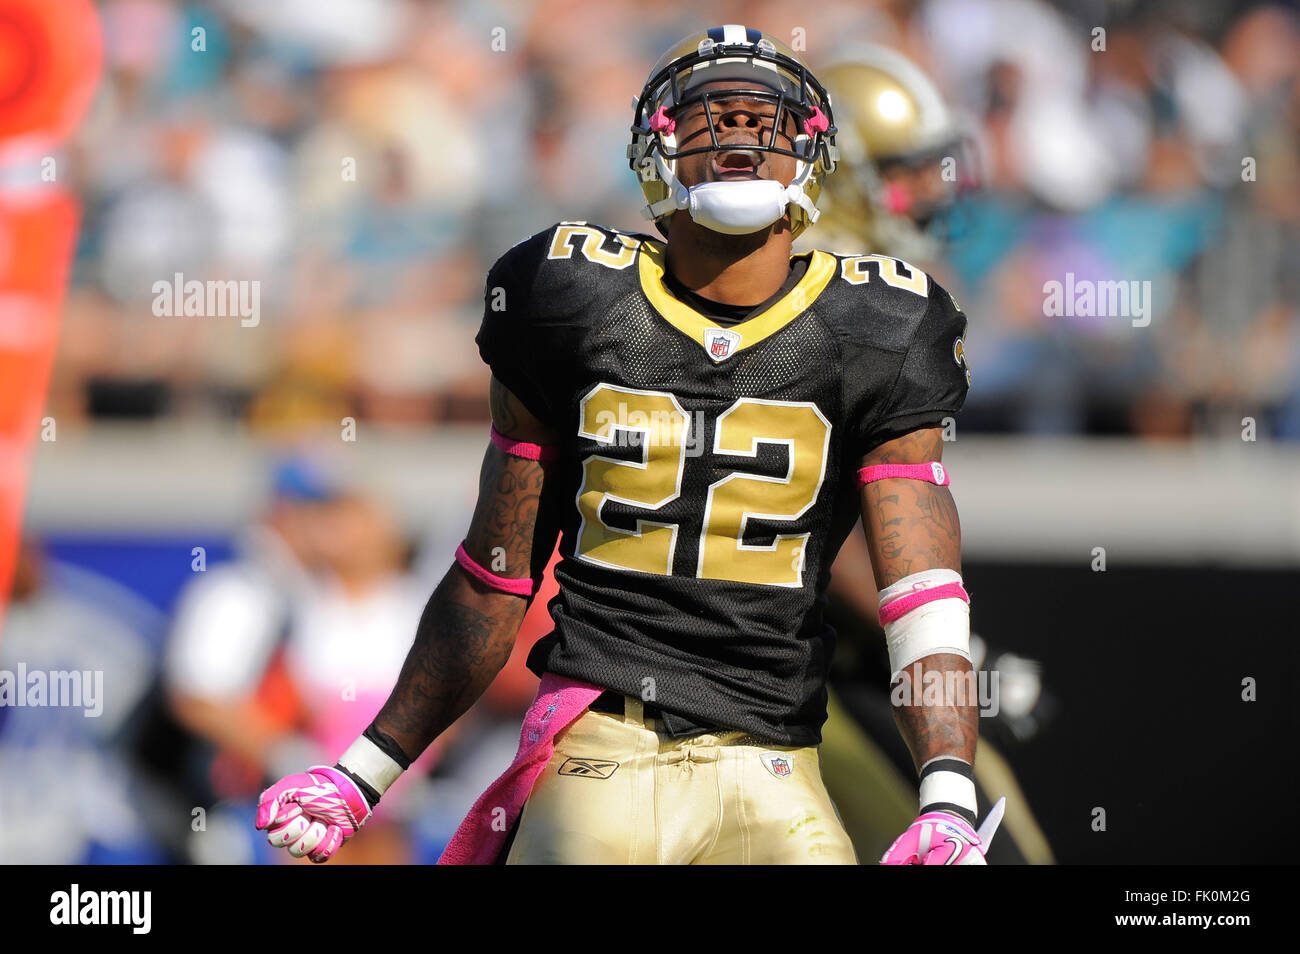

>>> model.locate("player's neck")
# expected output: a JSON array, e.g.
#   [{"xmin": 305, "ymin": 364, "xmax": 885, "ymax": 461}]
[{"xmin": 663, "ymin": 214, "xmax": 794, "ymax": 307}]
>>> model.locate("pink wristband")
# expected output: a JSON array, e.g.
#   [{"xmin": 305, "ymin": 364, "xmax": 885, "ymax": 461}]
[
  {"xmin": 455, "ymin": 542, "xmax": 536, "ymax": 596},
  {"xmin": 878, "ymin": 581, "xmax": 969, "ymax": 624},
  {"xmin": 490, "ymin": 424, "xmax": 557, "ymax": 462},
  {"xmin": 857, "ymin": 461, "xmax": 949, "ymax": 487}
]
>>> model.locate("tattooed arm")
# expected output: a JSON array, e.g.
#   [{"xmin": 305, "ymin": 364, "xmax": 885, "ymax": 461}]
[
  {"xmin": 857, "ymin": 426, "xmax": 977, "ymax": 774},
  {"xmin": 372, "ymin": 377, "xmax": 562, "ymax": 760},
  {"xmin": 255, "ymin": 378, "xmax": 562, "ymax": 861}
]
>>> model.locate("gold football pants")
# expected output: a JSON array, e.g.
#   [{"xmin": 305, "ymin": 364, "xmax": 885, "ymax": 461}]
[{"xmin": 505, "ymin": 695, "xmax": 859, "ymax": 864}]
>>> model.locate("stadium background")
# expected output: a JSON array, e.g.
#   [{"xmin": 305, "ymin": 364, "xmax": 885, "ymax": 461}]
[{"xmin": 2, "ymin": 0, "xmax": 1297, "ymax": 863}]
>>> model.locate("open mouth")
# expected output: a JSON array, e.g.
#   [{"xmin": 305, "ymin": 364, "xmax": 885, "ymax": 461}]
[{"xmin": 711, "ymin": 147, "xmax": 763, "ymax": 179}]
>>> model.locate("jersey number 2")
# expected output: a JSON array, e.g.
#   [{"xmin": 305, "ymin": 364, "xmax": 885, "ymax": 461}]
[{"xmin": 574, "ymin": 383, "xmax": 831, "ymax": 588}]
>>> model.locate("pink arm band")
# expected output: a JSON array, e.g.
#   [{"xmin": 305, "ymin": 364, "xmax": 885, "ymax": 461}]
[
  {"xmin": 878, "ymin": 582, "xmax": 969, "ymax": 624},
  {"xmin": 490, "ymin": 424, "xmax": 558, "ymax": 462},
  {"xmin": 455, "ymin": 542, "xmax": 536, "ymax": 596},
  {"xmin": 857, "ymin": 461, "xmax": 949, "ymax": 487}
]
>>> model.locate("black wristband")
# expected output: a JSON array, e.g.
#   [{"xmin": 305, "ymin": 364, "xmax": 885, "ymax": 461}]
[
  {"xmin": 364, "ymin": 722, "xmax": 414, "ymax": 770},
  {"xmin": 334, "ymin": 764, "xmax": 383, "ymax": 810},
  {"xmin": 922, "ymin": 802, "xmax": 979, "ymax": 828}
]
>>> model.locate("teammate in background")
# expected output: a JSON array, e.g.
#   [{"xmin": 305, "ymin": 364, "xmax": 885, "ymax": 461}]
[
  {"xmin": 804, "ymin": 45, "xmax": 1054, "ymax": 863},
  {"xmin": 257, "ymin": 26, "xmax": 995, "ymax": 864},
  {"xmin": 803, "ymin": 45, "xmax": 978, "ymax": 268}
]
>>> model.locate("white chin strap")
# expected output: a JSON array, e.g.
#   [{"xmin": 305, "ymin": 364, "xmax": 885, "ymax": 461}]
[
  {"xmin": 688, "ymin": 180, "xmax": 811, "ymax": 234},
  {"xmin": 648, "ymin": 178, "xmax": 821, "ymax": 235}
]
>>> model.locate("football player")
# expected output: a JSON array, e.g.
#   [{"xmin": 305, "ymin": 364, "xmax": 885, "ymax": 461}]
[
  {"xmin": 806, "ymin": 45, "xmax": 1055, "ymax": 865},
  {"xmin": 807, "ymin": 44, "xmax": 977, "ymax": 265},
  {"xmin": 257, "ymin": 26, "xmax": 991, "ymax": 865}
]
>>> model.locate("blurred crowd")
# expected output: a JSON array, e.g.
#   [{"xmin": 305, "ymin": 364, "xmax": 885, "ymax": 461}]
[
  {"xmin": 43, "ymin": 0, "xmax": 1300, "ymax": 440},
  {"xmin": 1, "ymin": 457, "xmax": 557, "ymax": 863}
]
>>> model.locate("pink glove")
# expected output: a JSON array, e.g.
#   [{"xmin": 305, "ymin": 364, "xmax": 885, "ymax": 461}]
[
  {"xmin": 256, "ymin": 765, "xmax": 372, "ymax": 863},
  {"xmin": 880, "ymin": 811, "xmax": 988, "ymax": 865}
]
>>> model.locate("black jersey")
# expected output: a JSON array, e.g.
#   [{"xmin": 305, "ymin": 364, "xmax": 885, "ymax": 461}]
[{"xmin": 475, "ymin": 221, "xmax": 970, "ymax": 745}]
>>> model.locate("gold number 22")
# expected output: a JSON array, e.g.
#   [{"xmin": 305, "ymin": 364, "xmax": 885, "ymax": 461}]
[{"xmin": 575, "ymin": 384, "xmax": 830, "ymax": 587}]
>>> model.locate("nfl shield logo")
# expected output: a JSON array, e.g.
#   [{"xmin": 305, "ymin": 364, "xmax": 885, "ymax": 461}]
[
  {"xmin": 704, "ymin": 329, "xmax": 741, "ymax": 363},
  {"xmin": 760, "ymin": 751, "xmax": 794, "ymax": 778}
]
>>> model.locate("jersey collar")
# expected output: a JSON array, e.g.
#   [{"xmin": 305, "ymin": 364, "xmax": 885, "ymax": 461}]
[{"xmin": 637, "ymin": 240, "xmax": 836, "ymax": 361}]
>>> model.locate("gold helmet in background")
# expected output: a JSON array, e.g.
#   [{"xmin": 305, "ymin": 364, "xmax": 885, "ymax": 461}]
[{"xmin": 814, "ymin": 44, "xmax": 976, "ymax": 260}]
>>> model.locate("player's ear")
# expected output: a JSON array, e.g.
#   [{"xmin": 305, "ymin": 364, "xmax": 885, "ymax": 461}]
[{"xmin": 489, "ymin": 376, "xmax": 556, "ymax": 443}]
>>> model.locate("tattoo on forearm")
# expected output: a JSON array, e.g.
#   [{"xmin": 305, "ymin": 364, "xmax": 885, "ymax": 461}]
[
  {"xmin": 374, "ymin": 442, "xmax": 559, "ymax": 759},
  {"xmin": 374, "ymin": 573, "xmax": 522, "ymax": 756},
  {"xmin": 858, "ymin": 428, "xmax": 976, "ymax": 775},
  {"xmin": 892, "ymin": 655, "xmax": 980, "ymax": 771}
]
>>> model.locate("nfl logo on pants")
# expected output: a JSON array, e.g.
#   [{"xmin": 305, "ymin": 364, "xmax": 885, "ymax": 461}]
[{"xmin": 760, "ymin": 751, "xmax": 794, "ymax": 778}]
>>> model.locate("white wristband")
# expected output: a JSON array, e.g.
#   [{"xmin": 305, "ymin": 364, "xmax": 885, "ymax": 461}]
[
  {"xmin": 337, "ymin": 734, "xmax": 406, "ymax": 797},
  {"xmin": 919, "ymin": 770, "xmax": 978, "ymax": 815},
  {"xmin": 918, "ymin": 755, "xmax": 978, "ymax": 818},
  {"xmin": 879, "ymin": 569, "xmax": 971, "ymax": 675}
]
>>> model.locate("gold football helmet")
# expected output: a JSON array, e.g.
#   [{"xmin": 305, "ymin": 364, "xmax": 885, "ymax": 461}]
[
  {"xmin": 628, "ymin": 25, "xmax": 839, "ymax": 239},
  {"xmin": 814, "ymin": 45, "xmax": 975, "ymax": 259}
]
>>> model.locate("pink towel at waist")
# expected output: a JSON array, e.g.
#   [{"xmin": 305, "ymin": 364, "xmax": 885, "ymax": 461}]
[{"xmin": 437, "ymin": 672, "xmax": 605, "ymax": 865}]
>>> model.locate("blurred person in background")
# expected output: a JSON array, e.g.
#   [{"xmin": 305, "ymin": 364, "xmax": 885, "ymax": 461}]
[
  {"xmin": 162, "ymin": 458, "xmax": 334, "ymax": 862},
  {"xmin": 269, "ymin": 491, "xmax": 445, "ymax": 863},
  {"xmin": 0, "ymin": 539, "xmax": 164, "ymax": 863},
  {"xmin": 163, "ymin": 458, "xmax": 441, "ymax": 863},
  {"xmin": 1165, "ymin": 4, "xmax": 1300, "ymax": 439},
  {"xmin": 164, "ymin": 458, "xmax": 333, "ymax": 794},
  {"xmin": 803, "ymin": 43, "xmax": 1054, "ymax": 864},
  {"xmin": 807, "ymin": 43, "xmax": 979, "ymax": 269}
]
